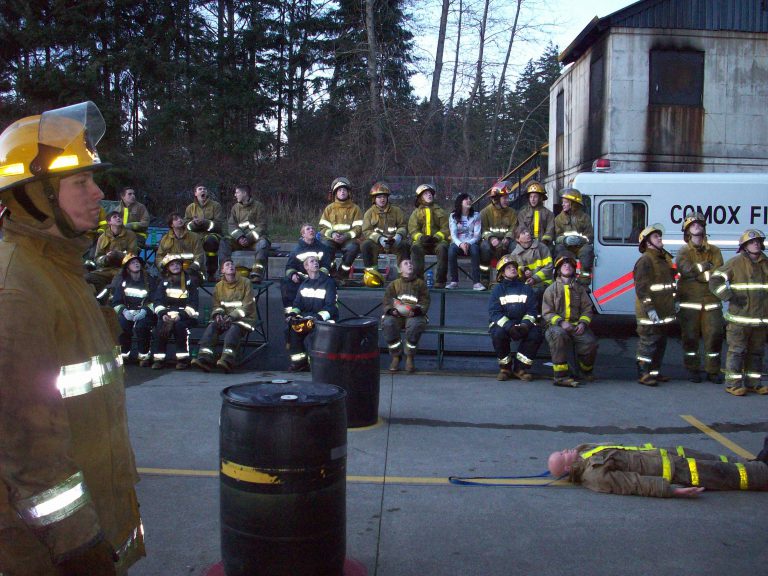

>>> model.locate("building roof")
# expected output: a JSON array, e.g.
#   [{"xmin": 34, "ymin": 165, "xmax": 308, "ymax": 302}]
[{"xmin": 559, "ymin": 0, "xmax": 768, "ymax": 64}]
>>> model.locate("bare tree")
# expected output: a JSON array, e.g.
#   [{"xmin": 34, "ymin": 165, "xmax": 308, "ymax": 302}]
[
  {"xmin": 461, "ymin": 0, "xmax": 490, "ymax": 166},
  {"xmin": 440, "ymin": 0, "xmax": 463, "ymax": 153},
  {"xmin": 429, "ymin": 0, "xmax": 451, "ymax": 110},
  {"xmin": 365, "ymin": 0, "xmax": 385, "ymax": 171}
]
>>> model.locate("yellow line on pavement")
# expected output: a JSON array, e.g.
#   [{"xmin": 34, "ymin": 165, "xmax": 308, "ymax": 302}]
[
  {"xmin": 137, "ymin": 467, "xmax": 566, "ymax": 486},
  {"xmin": 680, "ymin": 414, "xmax": 756, "ymax": 459}
]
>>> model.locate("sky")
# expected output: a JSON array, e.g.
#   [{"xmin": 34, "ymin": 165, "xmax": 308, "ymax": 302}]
[{"xmin": 410, "ymin": 0, "xmax": 637, "ymax": 99}]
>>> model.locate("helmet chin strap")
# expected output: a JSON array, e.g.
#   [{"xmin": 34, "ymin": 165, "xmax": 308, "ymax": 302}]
[{"xmin": 42, "ymin": 178, "xmax": 82, "ymax": 239}]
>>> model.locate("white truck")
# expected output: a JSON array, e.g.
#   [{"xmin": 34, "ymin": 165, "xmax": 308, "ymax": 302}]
[{"xmin": 563, "ymin": 170, "xmax": 768, "ymax": 315}]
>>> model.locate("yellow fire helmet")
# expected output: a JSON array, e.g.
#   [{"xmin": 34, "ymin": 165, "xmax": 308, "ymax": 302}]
[
  {"xmin": 490, "ymin": 180, "xmax": 511, "ymax": 198},
  {"xmin": 559, "ymin": 188, "xmax": 583, "ymax": 205},
  {"xmin": 370, "ymin": 181, "xmax": 391, "ymax": 197},
  {"xmin": 554, "ymin": 252, "xmax": 578, "ymax": 274},
  {"xmin": 681, "ymin": 211, "xmax": 707, "ymax": 233},
  {"xmin": 121, "ymin": 253, "xmax": 145, "ymax": 269},
  {"xmin": 737, "ymin": 228, "xmax": 766, "ymax": 252},
  {"xmin": 495, "ymin": 254, "xmax": 518, "ymax": 281},
  {"xmin": 363, "ymin": 268, "xmax": 385, "ymax": 287},
  {"xmin": 524, "ymin": 180, "xmax": 547, "ymax": 199},
  {"xmin": 638, "ymin": 223, "xmax": 665, "ymax": 253},
  {"xmin": 291, "ymin": 316, "xmax": 315, "ymax": 334},
  {"xmin": 415, "ymin": 183, "xmax": 436, "ymax": 197},
  {"xmin": 0, "ymin": 101, "xmax": 110, "ymax": 236},
  {"xmin": 159, "ymin": 253, "xmax": 187, "ymax": 271}
]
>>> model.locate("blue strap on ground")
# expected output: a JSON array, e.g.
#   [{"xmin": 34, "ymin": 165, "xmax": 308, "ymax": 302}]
[{"xmin": 449, "ymin": 471, "xmax": 564, "ymax": 487}]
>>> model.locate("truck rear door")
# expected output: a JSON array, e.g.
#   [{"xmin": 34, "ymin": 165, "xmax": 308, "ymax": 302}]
[{"xmin": 591, "ymin": 197, "xmax": 648, "ymax": 314}]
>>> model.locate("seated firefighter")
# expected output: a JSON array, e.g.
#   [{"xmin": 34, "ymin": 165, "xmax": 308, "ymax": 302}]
[
  {"xmin": 553, "ymin": 188, "xmax": 594, "ymax": 285},
  {"xmin": 408, "ymin": 183, "xmax": 449, "ymax": 287},
  {"xmin": 218, "ymin": 183, "xmax": 270, "ymax": 281},
  {"xmin": 184, "ymin": 184, "xmax": 225, "ymax": 279},
  {"xmin": 319, "ymin": 177, "xmax": 363, "ymax": 281},
  {"xmin": 286, "ymin": 255, "xmax": 339, "ymax": 372},
  {"xmin": 86, "ymin": 209, "xmax": 138, "ymax": 299},
  {"xmin": 111, "ymin": 254, "xmax": 156, "ymax": 365},
  {"xmin": 547, "ymin": 437, "xmax": 768, "ymax": 498},
  {"xmin": 510, "ymin": 225, "xmax": 553, "ymax": 302},
  {"xmin": 156, "ymin": 212, "xmax": 205, "ymax": 278},
  {"xmin": 147, "ymin": 254, "xmax": 200, "ymax": 369},
  {"xmin": 488, "ymin": 255, "xmax": 543, "ymax": 381},
  {"xmin": 191, "ymin": 259, "xmax": 257, "ymax": 373},
  {"xmin": 281, "ymin": 223, "xmax": 334, "ymax": 315},
  {"xmin": 480, "ymin": 180, "xmax": 518, "ymax": 285},
  {"xmin": 361, "ymin": 181, "xmax": 409, "ymax": 277},
  {"xmin": 381, "ymin": 259, "xmax": 430, "ymax": 373},
  {"xmin": 542, "ymin": 252, "xmax": 598, "ymax": 387}
]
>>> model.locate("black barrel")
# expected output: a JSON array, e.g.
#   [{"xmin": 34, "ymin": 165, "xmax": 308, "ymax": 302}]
[
  {"xmin": 220, "ymin": 380, "xmax": 347, "ymax": 576},
  {"xmin": 309, "ymin": 318, "xmax": 380, "ymax": 428}
]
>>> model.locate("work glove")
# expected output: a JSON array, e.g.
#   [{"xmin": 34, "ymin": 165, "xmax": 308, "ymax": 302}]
[
  {"xmin": 122, "ymin": 309, "xmax": 136, "ymax": 321},
  {"xmin": 564, "ymin": 235, "xmax": 581, "ymax": 247},
  {"xmin": 392, "ymin": 234, "xmax": 402, "ymax": 247},
  {"xmin": 379, "ymin": 237, "xmax": 389, "ymax": 248},
  {"xmin": 133, "ymin": 309, "xmax": 147, "ymax": 322},
  {"xmin": 674, "ymin": 301, "xmax": 681, "ymax": 314},
  {"xmin": 647, "ymin": 309, "xmax": 660, "ymax": 323},
  {"xmin": 56, "ymin": 538, "xmax": 117, "ymax": 576}
]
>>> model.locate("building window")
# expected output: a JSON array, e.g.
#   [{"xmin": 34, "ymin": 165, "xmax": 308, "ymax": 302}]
[
  {"xmin": 649, "ymin": 49, "xmax": 704, "ymax": 107},
  {"xmin": 599, "ymin": 201, "xmax": 647, "ymax": 245},
  {"xmin": 556, "ymin": 90, "xmax": 564, "ymax": 137}
]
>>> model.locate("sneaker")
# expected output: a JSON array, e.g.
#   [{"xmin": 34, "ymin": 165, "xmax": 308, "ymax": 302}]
[
  {"xmin": 725, "ymin": 385, "xmax": 747, "ymax": 397},
  {"xmin": 472, "ymin": 283, "xmax": 486, "ymax": 291},
  {"xmin": 554, "ymin": 376, "xmax": 579, "ymax": 388},
  {"xmin": 638, "ymin": 373, "xmax": 657, "ymax": 386},
  {"xmin": 706, "ymin": 372, "xmax": 724, "ymax": 384},
  {"xmin": 687, "ymin": 370, "xmax": 702, "ymax": 383},
  {"xmin": 446, "ymin": 281, "xmax": 459, "ymax": 289}
]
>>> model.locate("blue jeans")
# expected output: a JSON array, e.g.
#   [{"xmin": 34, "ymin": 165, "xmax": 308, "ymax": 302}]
[{"xmin": 448, "ymin": 242, "xmax": 480, "ymax": 283}]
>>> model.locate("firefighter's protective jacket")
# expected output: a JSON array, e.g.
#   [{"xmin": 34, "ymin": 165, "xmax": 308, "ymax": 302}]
[
  {"xmin": 510, "ymin": 241, "xmax": 553, "ymax": 289},
  {"xmin": 517, "ymin": 204, "xmax": 555, "ymax": 244},
  {"xmin": 408, "ymin": 203, "xmax": 450, "ymax": 244},
  {"xmin": 488, "ymin": 278, "xmax": 538, "ymax": 331},
  {"xmin": 94, "ymin": 227, "xmax": 138, "ymax": 267},
  {"xmin": 0, "ymin": 221, "xmax": 144, "ymax": 573},
  {"xmin": 319, "ymin": 199, "xmax": 363, "ymax": 241},
  {"xmin": 710, "ymin": 251, "xmax": 768, "ymax": 325},
  {"xmin": 184, "ymin": 198, "xmax": 225, "ymax": 235},
  {"xmin": 290, "ymin": 273, "xmax": 339, "ymax": 322},
  {"xmin": 554, "ymin": 207, "xmax": 593, "ymax": 246},
  {"xmin": 210, "ymin": 275, "xmax": 257, "ymax": 331},
  {"xmin": 227, "ymin": 198, "xmax": 267, "ymax": 244},
  {"xmin": 383, "ymin": 276, "xmax": 430, "ymax": 316},
  {"xmin": 152, "ymin": 272, "xmax": 200, "ymax": 320},
  {"xmin": 284, "ymin": 239, "xmax": 334, "ymax": 279},
  {"xmin": 542, "ymin": 277, "xmax": 594, "ymax": 327},
  {"xmin": 117, "ymin": 200, "xmax": 150, "ymax": 237},
  {"xmin": 156, "ymin": 229, "xmax": 204, "ymax": 271},
  {"xmin": 569, "ymin": 443, "xmax": 768, "ymax": 497},
  {"xmin": 676, "ymin": 240, "xmax": 723, "ymax": 306},
  {"xmin": 363, "ymin": 203, "xmax": 407, "ymax": 243},
  {"xmin": 111, "ymin": 272, "xmax": 156, "ymax": 315},
  {"xmin": 633, "ymin": 248, "xmax": 676, "ymax": 324},
  {"xmin": 480, "ymin": 203, "xmax": 517, "ymax": 241}
]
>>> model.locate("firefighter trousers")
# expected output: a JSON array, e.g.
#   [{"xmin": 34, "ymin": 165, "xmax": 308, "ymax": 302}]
[
  {"xmin": 410, "ymin": 240, "xmax": 448, "ymax": 284},
  {"xmin": 545, "ymin": 325, "xmax": 598, "ymax": 378},
  {"xmin": 381, "ymin": 315, "xmax": 427, "ymax": 355},
  {"xmin": 325, "ymin": 238, "xmax": 360, "ymax": 270},
  {"xmin": 361, "ymin": 239, "xmax": 410, "ymax": 268},
  {"xmin": 198, "ymin": 323, "xmax": 247, "ymax": 359},
  {"xmin": 636, "ymin": 324, "xmax": 668, "ymax": 376},
  {"xmin": 724, "ymin": 323, "xmax": 766, "ymax": 388},
  {"xmin": 679, "ymin": 306, "xmax": 723, "ymax": 375},
  {"xmin": 490, "ymin": 324, "xmax": 543, "ymax": 370},
  {"xmin": 118, "ymin": 314, "xmax": 153, "ymax": 356}
]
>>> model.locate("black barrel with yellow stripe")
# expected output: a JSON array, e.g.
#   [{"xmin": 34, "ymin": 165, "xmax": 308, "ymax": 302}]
[{"xmin": 220, "ymin": 381, "xmax": 347, "ymax": 576}]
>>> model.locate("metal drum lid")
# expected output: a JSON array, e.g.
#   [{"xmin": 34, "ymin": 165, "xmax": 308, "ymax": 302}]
[{"xmin": 222, "ymin": 381, "xmax": 346, "ymax": 408}]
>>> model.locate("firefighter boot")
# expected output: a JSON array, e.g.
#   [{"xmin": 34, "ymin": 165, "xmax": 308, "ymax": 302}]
[
  {"xmin": 250, "ymin": 261, "xmax": 265, "ymax": 283},
  {"xmin": 405, "ymin": 354, "xmax": 416, "ymax": 373},
  {"xmin": 191, "ymin": 354, "xmax": 214, "ymax": 373},
  {"xmin": 554, "ymin": 376, "xmax": 579, "ymax": 388},
  {"xmin": 389, "ymin": 353, "xmax": 401, "ymax": 373},
  {"xmin": 638, "ymin": 373, "xmax": 658, "ymax": 386},
  {"xmin": 497, "ymin": 364, "xmax": 512, "ymax": 381},
  {"xmin": 217, "ymin": 353, "xmax": 235, "ymax": 374},
  {"xmin": 687, "ymin": 370, "xmax": 702, "ymax": 383}
]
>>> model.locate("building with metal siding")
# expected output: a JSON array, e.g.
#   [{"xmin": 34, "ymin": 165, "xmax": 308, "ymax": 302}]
[{"xmin": 546, "ymin": 0, "xmax": 768, "ymax": 194}]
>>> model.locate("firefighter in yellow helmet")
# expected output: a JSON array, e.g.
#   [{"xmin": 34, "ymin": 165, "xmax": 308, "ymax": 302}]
[
  {"xmin": 156, "ymin": 211, "xmax": 205, "ymax": 278},
  {"xmin": 184, "ymin": 183, "xmax": 226, "ymax": 279},
  {"xmin": 553, "ymin": 188, "xmax": 594, "ymax": 285},
  {"xmin": 634, "ymin": 224, "xmax": 677, "ymax": 386},
  {"xmin": 381, "ymin": 259, "xmax": 430, "ymax": 372},
  {"xmin": 709, "ymin": 229, "xmax": 768, "ymax": 396},
  {"xmin": 319, "ymin": 177, "xmax": 363, "ymax": 282},
  {"xmin": 361, "ymin": 181, "xmax": 409, "ymax": 280},
  {"xmin": 0, "ymin": 102, "xmax": 144, "ymax": 573},
  {"xmin": 85, "ymin": 209, "xmax": 139, "ymax": 300},
  {"xmin": 408, "ymin": 183, "xmax": 449, "ymax": 287},
  {"xmin": 675, "ymin": 212, "xmax": 724, "ymax": 383},
  {"xmin": 479, "ymin": 180, "xmax": 518, "ymax": 284},
  {"xmin": 517, "ymin": 180, "xmax": 555, "ymax": 245}
]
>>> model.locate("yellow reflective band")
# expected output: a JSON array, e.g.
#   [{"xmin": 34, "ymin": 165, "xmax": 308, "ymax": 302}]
[
  {"xmin": 534, "ymin": 210, "xmax": 540, "ymax": 238},
  {"xmin": 578, "ymin": 315, "xmax": 591, "ymax": 324},
  {"xmin": 686, "ymin": 458, "xmax": 699, "ymax": 486},
  {"xmin": 319, "ymin": 219, "xmax": 332, "ymax": 229},
  {"xmin": 57, "ymin": 350, "xmax": 123, "ymax": 398},
  {"xmin": 735, "ymin": 463, "xmax": 748, "ymax": 490},
  {"xmin": 553, "ymin": 363, "xmax": 568, "ymax": 372},
  {"xmin": 122, "ymin": 207, "xmax": 130, "ymax": 225},
  {"xmin": 496, "ymin": 316, "xmax": 510, "ymax": 327},
  {"xmin": 0, "ymin": 162, "xmax": 24, "ymax": 176},
  {"xmin": 166, "ymin": 288, "xmax": 188, "ymax": 299},
  {"xmin": 425, "ymin": 208, "xmax": 432, "ymax": 236},
  {"xmin": 719, "ymin": 455, "xmax": 729, "ymax": 462},
  {"xmin": 730, "ymin": 283, "xmax": 768, "ymax": 290},
  {"xmin": 221, "ymin": 459, "xmax": 281, "ymax": 484},
  {"xmin": 352, "ymin": 220, "xmax": 363, "ymax": 227},
  {"xmin": 16, "ymin": 471, "xmax": 91, "ymax": 528},
  {"xmin": 579, "ymin": 444, "xmax": 656, "ymax": 459},
  {"xmin": 516, "ymin": 352, "xmax": 533, "ymax": 365},
  {"xmin": 388, "ymin": 341, "xmax": 402, "ymax": 349},
  {"xmin": 333, "ymin": 223, "xmax": 351, "ymax": 231},
  {"xmin": 564, "ymin": 284, "xmax": 571, "ymax": 322},
  {"xmin": 49, "ymin": 155, "xmax": 79, "ymax": 170},
  {"xmin": 677, "ymin": 446, "xmax": 686, "ymax": 457},
  {"xmin": 659, "ymin": 449, "xmax": 671, "ymax": 481}
]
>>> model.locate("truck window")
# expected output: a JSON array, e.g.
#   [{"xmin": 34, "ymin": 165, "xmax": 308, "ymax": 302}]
[{"xmin": 599, "ymin": 201, "xmax": 646, "ymax": 245}]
